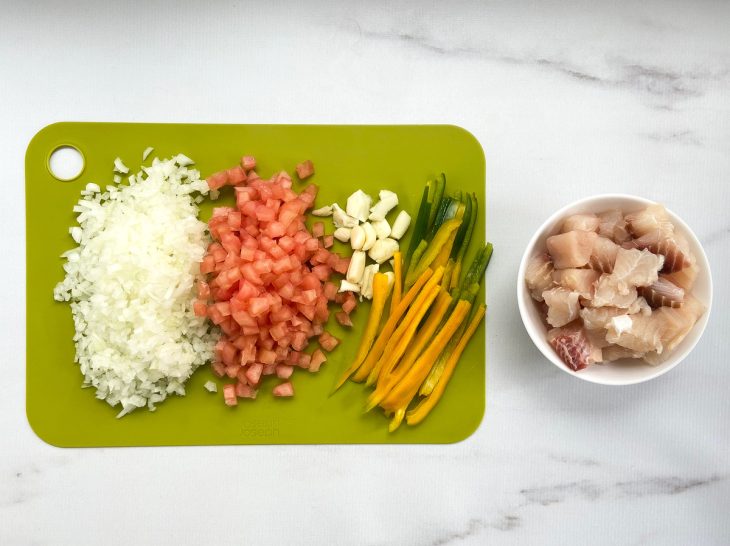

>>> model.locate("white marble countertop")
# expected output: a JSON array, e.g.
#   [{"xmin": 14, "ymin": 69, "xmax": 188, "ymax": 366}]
[{"xmin": 2, "ymin": 1, "xmax": 728, "ymax": 544}]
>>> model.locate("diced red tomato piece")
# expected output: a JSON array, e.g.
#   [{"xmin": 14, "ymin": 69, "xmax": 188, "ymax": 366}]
[
  {"xmin": 304, "ymin": 237, "xmax": 319, "ymax": 252},
  {"xmin": 314, "ymin": 298, "xmax": 329, "ymax": 323},
  {"xmin": 255, "ymin": 205, "xmax": 275, "ymax": 223},
  {"xmin": 342, "ymin": 292, "xmax": 357, "ymax": 314},
  {"xmin": 227, "ymin": 212, "xmax": 242, "ymax": 229},
  {"xmin": 300, "ymin": 273, "xmax": 320, "ymax": 291},
  {"xmin": 258, "ymin": 348, "xmax": 277, "ymax": 365},
  {"xmin": 309, "ymin": 349, "xmax": 327, "ymax": 373},
  {"xmin": 301, "ymin": 184, "xmax": 318, "ymax": 204},
  {"xmin": 211, "ymin": 361, "xmax": 226, "ymax": 378},
  {"xmin": 295, "ymin": 160, "xmax": 315, "ymax": 180},
  {"xmin": 312, "ymin": 264, "xmax": 331, "ymax": 282},
  {"xmin": 268, "ymin": 245, "xmax": 287, "ymax": 260},
  {"xmin": 312, "ymin": 222, "xmax": 325, "ymax": 238},
  {"xmin": 214, "ymin": 301, "xmax": 231, "ymax": 317},
  {"xmin": 291, "ymin": 331, "xmax": 308, "ymax": 351},
  {"xmin": 336, "ymin": 311, "xmax": 353, "ymax": 327},
  {"xmin": 298, "ymin": 304, "xmax": 315, "ymax": 321},
  {"xmin": 248, "ymin": 297, "xmax": 270, "ymax": 317},
  {"xmin": 253, "ymin": 259, "xmax": 272, "ymax": 275},
  {"xmin": 323, "ymin": 235, "xmax": 334, "ymax": 248},
  {"xmin": 208, "ymin": 306, "xmax": 225, "ymax": 325},
  {"xmin": 227, "ymin": 166, "xmax": 247, "ymax": 185},
  {"xmin": 269, "ymin": 322, "xmax": 288, "ymax": 341},
  {"xmin": 323, "ymin": 282, "xmax": 338, "ymax": 301},
  {"xmin": 238, "ymin": 246, "xmax": 254, "ymax": 262},
  {"xmin": 223, "ymin": 384, "xmax": 238, "ymax": 406},
  {"xmin": 245, "ymin": 363, "xmax": 263, "ymax": 385},
  {"xmin": 235, "ymin": 383, "xmax": 257, "ymax": 399},
  {"xmin": 265, "ymin": 221, "xmax": 285, "ymax": 239},
  {"xmin": 241, "ymin": 263, "xmax": 262, "ymax": 285},
  {"xmin": 273, "ymin": 381, "xmax": 294, "ymax": 397},
  {"xmin": 207, "ymin": 171, "xmax": 228, "ymax": 190},
  {"xmin": 200, "ymin": 255, "xmax": 215, "ymax": 274},
  {"xmin": 297, "ymin": 353, "xmax": 311, "ymax": 369},
  {"xmin": 276, "ymin": 364, "xmax": 294, "ymax": 379},
  {"xmin": 241, "ymin": 155, "xmax": 256, "ymax": 171},
  {"xmin": 278, "ymin": 236, "xmax": 295, "ymax": 253},
  {"xmin": 193, "ymin": 300, "xmax": 207, "ymax": 317},
  {"xmin": 333, "ymin": 256, "xmax": 349, "ymax": 275},
  {"xmin": 319, "ymin": 331, "xmax": 340, "ymax": 352}
]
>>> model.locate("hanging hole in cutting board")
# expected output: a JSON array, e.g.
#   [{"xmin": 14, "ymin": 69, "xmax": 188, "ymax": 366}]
[{"xmin": 48, "ymin": 145, "xmax": 84, "ymax": 181}]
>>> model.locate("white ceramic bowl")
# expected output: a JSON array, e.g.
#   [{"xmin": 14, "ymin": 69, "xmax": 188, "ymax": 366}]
[{"xmin": 517, "ymin": 194, "xmax": 713, "ymax": 385}]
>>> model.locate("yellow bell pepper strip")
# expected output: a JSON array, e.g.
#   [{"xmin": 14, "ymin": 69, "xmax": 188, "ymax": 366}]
[
  {"xmin": 433, "ymin": 227, "xmax": 458, "ymax": 270},
  {"xmin": 388, "ymin": 407, "xmax": 406, "ymax": 432},
  {"xmin": 407, "ymin": 304, "xmax": 486, "ymax": 426},
  {"xmin": 351, "ymin": 266, "xmax": 441, "ymax": 382},
  {"xmin": 380, "ymin": 289, "xmax": 452, "ymax": 386},
  {"xmin": 365, "ymin": 289, "xmax": 452, "ymax": 412},
  {"xmin": 442, "ymin": 259, "xmax": 455, "ymax": 294},
  {"xmin": 390, "ymin": 251, "xmax": 403, "ymax": 315},
  {"xmin": 331, "ymin": 273, "xmax": 392, "ymax": 392},
  {"xmin": 380, "ymin": 299, "xmax": 471, "ymax": 411},
  {"xmin": 365, "ymin": 282, "xmax": 440, "ymax": 387},
  {"xmin": 404, "ymin": 218, "xmax": 461, "ymax": 288}
]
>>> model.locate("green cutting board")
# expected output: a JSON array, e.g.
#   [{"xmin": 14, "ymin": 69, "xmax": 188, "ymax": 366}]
[{"xmin": 26, "ymin": 123, "xmax": 486, "ymax": 446}]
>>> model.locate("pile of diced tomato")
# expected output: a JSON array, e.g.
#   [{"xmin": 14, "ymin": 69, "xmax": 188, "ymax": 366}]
[{"xmin": 195, "ymin": 157, "xmax": 357, "ymax": 405}]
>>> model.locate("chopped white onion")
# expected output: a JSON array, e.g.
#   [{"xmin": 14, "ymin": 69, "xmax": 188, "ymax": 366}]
[
  {"xmin": 113, "ymin": 157, "xmax": 129, "ymax": 174},
  {"xmin": 204, "ymin": 381, "xmax": 218, "ymax": 393},
  {"xmin": 54, "ymin": 155, "xmax": 215, "ymax": 417}
]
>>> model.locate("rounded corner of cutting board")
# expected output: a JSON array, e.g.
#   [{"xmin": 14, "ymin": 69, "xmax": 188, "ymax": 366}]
[
  {"xmin": 439, "ymin": 124, "xmax": 485, "ymax": 167},
  {"xmin": 26, "ymin": 403, "xmax": 69, "ymax": 449}
]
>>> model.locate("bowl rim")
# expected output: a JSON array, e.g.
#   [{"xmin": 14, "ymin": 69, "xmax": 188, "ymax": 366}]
[{"xmin": 516, "ymin": 193, "xmax": 713, "ymax": 386}]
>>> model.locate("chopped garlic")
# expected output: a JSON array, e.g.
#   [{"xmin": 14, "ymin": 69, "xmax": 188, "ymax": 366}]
[
  {"xmin": 372, "ymin": 218, "xmax": 391, "ymax": 239},
  {"xmin": 339, "ymin": 280, "xmax": 361, "ymax": 293},
  {"xmin": 360, "ymin": 263, "xmax": 380, "ymax": 300},
  {"xmin": 346, "ymin": 190, "xmax": 372, "ymax": 222},
  {"xmin": 334, "ymin": 227, "xmax": 351, "ymax": 242},
  {"xmin": 350, "ymin": 225, "xmax": 365, "ymax": 250},
  {"xmin": 369, "ymin": 238, "xmax": 399, "ymax": 264},
  {"xmin": 369, "ymin": 190, "xmax": 398, "ymax": 221},
  {"xmin": 361, "ymin": 222, "xmax": 377, "ymax": 251},
  {"xmin": 332, "ymin": 204, "xmax": 358, "ymax": 229},
  {"xmin": 383, "ymin": 271, "xmax": 395, "ymax": 291},
  {"xmin": 390, "ymin": 210, "xmax": 411, "ymax": 240},
  {"xmin": 346, "ymin": 250, "xmax": 366, "ymax": 283},
  {"xmin": 142, "ymin": 147, "xmax": 154, "ymax": 160},
  {"xmin": 312, "ymin": 205, "xmax": 333, "ymax": 217}
]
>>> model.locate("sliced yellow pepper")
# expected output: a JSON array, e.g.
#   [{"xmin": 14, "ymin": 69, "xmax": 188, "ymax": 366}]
[
  {"xmin": 406, "ymin": 304, "xmax": 486, "ymax": 426},
  {"xmin": 332, "ymin": 273, "xmax": 391, "ymax": 392},
  {"xmin": 380, "ymin": 299, "xmax": 471, "ymax": 411},
  {"xmin": 351, "ymin": 266, "xmax": 441, "ymax": 382}
]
